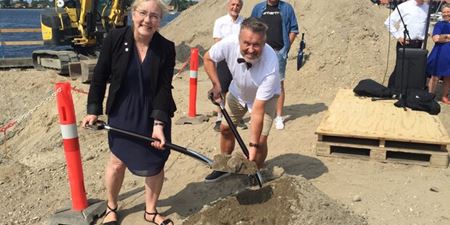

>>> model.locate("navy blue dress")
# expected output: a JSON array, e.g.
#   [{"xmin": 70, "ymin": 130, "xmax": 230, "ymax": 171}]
[
  {"xmin": 427, "ymin": 21, "xmax": 450, "ymax": 77},
  {"xmin": 107, "ymin": 46, "xmax": 171, "ymax": 177}
]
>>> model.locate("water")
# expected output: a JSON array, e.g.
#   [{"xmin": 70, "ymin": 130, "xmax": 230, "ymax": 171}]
[{"xmin": 0, "ymin": 9, "xmax": 179, "ymax": 58}]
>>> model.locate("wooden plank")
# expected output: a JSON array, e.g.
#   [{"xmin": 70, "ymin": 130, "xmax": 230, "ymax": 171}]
[
  {"xmin": 320, "ymin": 140, "xmax": 447, "ymax": 156},
  {"xmin": 0, "ymin": 28, "xmax": 41, "ymax": 33},
  {"xmin": 316, "ymin": 89, "xmax": 450, "ymax": 145},
  {"xmin": 1, "ymin": 41, "xmax": 44, "ymax": 46},
  {"xmin": 320, "ymin": 134, "xmax": 446, "ymax": 152},
  {"xmin": 316, "ymin": 141, "xmax": 449, "ymax": 168}
]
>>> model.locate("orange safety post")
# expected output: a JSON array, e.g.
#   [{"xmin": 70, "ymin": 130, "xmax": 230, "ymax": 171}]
[
  {"xmin": 188, "ymin": 48, "xmax": 199, "ymax": 118},
  {"xmin": 55, "ymin": 82, "xmax": 88, "ymax": 211}
]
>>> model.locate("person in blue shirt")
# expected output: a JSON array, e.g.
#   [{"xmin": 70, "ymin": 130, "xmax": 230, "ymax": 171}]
[
  {"xmin": 427, "ymin": 3, "xmax": 450, "ymax": 104},
  {"xmin": 251, "ymin": 0, "xmax": 299, "ymax": 130}
]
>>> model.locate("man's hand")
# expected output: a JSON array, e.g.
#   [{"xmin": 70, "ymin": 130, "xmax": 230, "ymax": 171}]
[
  {"xmin": 398, "ymin": 37, "xmax": 409, "ymax": 45},
  {"xmin": 208, "ymin": 86, "xmax": 223, "ymax": 105},
  {"xmin": 204, "ymin": 51, "xmax": 223, "ymax": 104}
]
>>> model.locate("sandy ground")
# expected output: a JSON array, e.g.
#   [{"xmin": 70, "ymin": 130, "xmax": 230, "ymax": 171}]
[{"xmin": 1, "ymin": 0, "xmax": 450, "ymax": 225}]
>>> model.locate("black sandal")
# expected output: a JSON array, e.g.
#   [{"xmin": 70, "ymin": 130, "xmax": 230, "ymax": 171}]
[
  {"xmin": 102, "ymin": 204, "xmax": 118, "ymax": 225},
  {"xmin": 144, "ymin": 210, "xmax": 174, "ymax": 225}
]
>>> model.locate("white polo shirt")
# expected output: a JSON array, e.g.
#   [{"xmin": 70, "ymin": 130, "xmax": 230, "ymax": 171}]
[
  {"xmin": 384, "ymin": 0, "xmax": 429, "ymax": 40},
  {"xmin": 213, "ymin": 14, "xmax": 244, "ymax": 39},
  {"xmin": 208, "ymin": 36, "xmax": 281, "ymax": 110}
]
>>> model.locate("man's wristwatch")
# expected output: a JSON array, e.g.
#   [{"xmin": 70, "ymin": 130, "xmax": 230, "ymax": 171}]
[{"xmin": 249, "ymin": 142, "xmax": 259, "ymax": 148}]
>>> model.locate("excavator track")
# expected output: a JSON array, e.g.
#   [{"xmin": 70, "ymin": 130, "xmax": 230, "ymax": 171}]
[{"xmin": 32, "ymin": 50, "xmax": 79, "ymax": 75}]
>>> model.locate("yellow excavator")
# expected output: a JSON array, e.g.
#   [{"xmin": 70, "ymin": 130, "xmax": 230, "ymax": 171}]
[{"xmin": 32, "ymin": 0, "xmax": 178, "ymax": 74}]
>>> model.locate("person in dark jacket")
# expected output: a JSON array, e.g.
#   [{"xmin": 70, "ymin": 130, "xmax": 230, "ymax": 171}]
[{"xmin": 81, "ymin": 0, "xmax": 176, "ymax": 224}]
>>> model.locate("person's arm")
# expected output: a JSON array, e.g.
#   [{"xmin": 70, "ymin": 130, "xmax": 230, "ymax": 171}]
[
  {"xmin": 82, "ymin": 29, "xmax": 114, "ymax": 127},
  {"xmin": 384, "ymin": 9, "xmax": 402, "ymax": 40},
  {"xmin": 212, "ymin": 19, "xmax": 222, "ymax": 43},
  {"xmin": 287, "ymin": 5, "xmax": 299, "ymax": 46},
  {"xmin": 151, "ymin": 40, "xmax": 176, "ymax": 150},
  {"xmin": 289, "ymin": 32, "xmax": 297, "ymax": 45},
  {"xmin": 151, "ymin": 40, "xmax": 176, "ymax": 124},
  {"xmin": 151, "ymin": 119, "xmax": 166, "ymax": 150},
  {"xmin": 204, "ymin": 40, "xmax": 228, "ymax": 102},
  {"xmin": 204, "ymin": 51, "xmax": 222, "ymax": 102},
  {"xmin": 433, "ymin": 34, "xmax": 450, "ymax": 43},
  {"xmin": 431, "ymin": 23, "xmax": 449, "ymax": 43},
  {"xmin": 249, "ymin": 99, "xmax": 265, "ymax": 159}
]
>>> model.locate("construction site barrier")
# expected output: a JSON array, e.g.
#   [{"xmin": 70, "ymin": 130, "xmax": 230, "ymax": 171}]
[
  {"xmin": 55, "ymin": 82, "xmax": 88, "ymax": 211},
  {"xmin": 0, "ymin": 83, "xmax": 88, "ymax": 137},
  {"xmin": 188, "ymin": 48, "xmax": 199, "ymax": 118},
  {"xmin": 173, "ymin": 58, "xmax": 190, "ymax": 79}
]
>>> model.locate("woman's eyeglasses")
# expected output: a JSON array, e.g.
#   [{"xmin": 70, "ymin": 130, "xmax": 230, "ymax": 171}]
[{"xmin": 134, "ymin": 9, "xmax": 161, "ymax": 21}]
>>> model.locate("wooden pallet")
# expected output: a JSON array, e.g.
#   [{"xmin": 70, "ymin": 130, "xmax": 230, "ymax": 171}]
[{"xmin": 316, "ymin": 89, "xmax": 450, "ymax": 168}]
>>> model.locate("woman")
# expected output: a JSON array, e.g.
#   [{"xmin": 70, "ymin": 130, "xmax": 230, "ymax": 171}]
[
  {"xmin": 427, "ymin": 3, "xmax": 450, "ymax": 104},
  {"xmin": 81, "ymin": 0, "xmax": 176, "ymax": 224}
]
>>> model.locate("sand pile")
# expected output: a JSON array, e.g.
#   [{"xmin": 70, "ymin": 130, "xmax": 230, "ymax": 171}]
[
  {"xmin": 182, "ymin": 176, "xmax": 367, "ymax": 225},
  {"xmin": 161, "ymin": 0, "xmax": 393, "ymax": 99}
]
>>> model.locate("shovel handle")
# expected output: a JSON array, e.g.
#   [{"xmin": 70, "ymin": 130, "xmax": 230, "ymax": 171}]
[
  {"xmin": 86, "ymin": 121, "xmax": 214, "ymax": 166},
  {"xmin": 208, "ymin": 94, "xmax": 263, "ymax": 188}
]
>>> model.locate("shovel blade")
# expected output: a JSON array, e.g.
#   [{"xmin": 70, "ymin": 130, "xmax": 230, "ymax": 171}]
[
  {"xmin": 297, "ymin": 52, "xmax": 304, "ymax": 71},
  {"xmin": 211, "ymin": 154, "xmax": 258, "ymax": 175}
]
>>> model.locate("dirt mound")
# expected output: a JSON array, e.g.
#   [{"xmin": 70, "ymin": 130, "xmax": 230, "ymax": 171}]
[
  {"xmin": 161, "ymin": 0, "xmax": 393, "ymax": 99},
  {"xmin": 183, "ymin": 176, "xmax": 367, "ymax": 225}
]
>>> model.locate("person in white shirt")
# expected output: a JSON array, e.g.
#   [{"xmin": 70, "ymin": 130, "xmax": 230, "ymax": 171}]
[
  {"xmin": 203, "ymin": 17, "xmax": 281, "ymax": 182},
  {"xmin": 213, "ymin": 0, "xmax": 244, "ymax": 42},
  {"xmin": 211, "ymin": 0, "xmax": 246, "ymax": 132},
  {"xmin": 384, "ymin": 0, "xmax": 429, "ymax": 88}
]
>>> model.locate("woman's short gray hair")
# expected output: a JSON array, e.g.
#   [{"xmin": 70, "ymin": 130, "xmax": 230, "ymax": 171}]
[{"xmin": 131, "ymin": 0, "xmax": 167, "ymax": 17}]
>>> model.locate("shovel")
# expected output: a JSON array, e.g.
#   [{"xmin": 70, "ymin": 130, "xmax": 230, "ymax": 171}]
[
  {"xmin": 209, "ymin": 94, "xmax": 264, "ymax": 188},
  {"xmin": 297, "ymin": 33, "xmax": 306, "ymax": 71},
  {"xmin": 86, "ymin": 121, "xmax": 258, "ymax": 175}
]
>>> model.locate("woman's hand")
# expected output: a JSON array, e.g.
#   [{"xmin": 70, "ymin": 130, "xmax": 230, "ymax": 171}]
[
  {"xmin": 151, "ymin": 122, "xmax": 166, "ymax": 150},
  {"xmin": 81, "ymin": 115, "xmax": 98, "ymax": 128}
]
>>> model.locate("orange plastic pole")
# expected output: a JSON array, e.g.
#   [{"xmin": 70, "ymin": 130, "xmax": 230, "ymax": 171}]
[
  {"xmin": 55, "ymin": 82, "xmax": 88, "ymax": 211},
  {"xmin": 188, "ymin": 48, "xmax": 199, "ymax": 118}
]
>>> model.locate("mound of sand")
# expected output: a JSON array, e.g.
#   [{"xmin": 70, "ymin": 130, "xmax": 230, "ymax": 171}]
[{"xmin": 182, "ymin": 176, "xmax": 367, "ymax": 225}]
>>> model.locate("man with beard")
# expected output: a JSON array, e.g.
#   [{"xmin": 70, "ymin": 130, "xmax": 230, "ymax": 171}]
[{"xmin": 203, "ymin": 17, "xmax": 281, "ymax": 182}]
